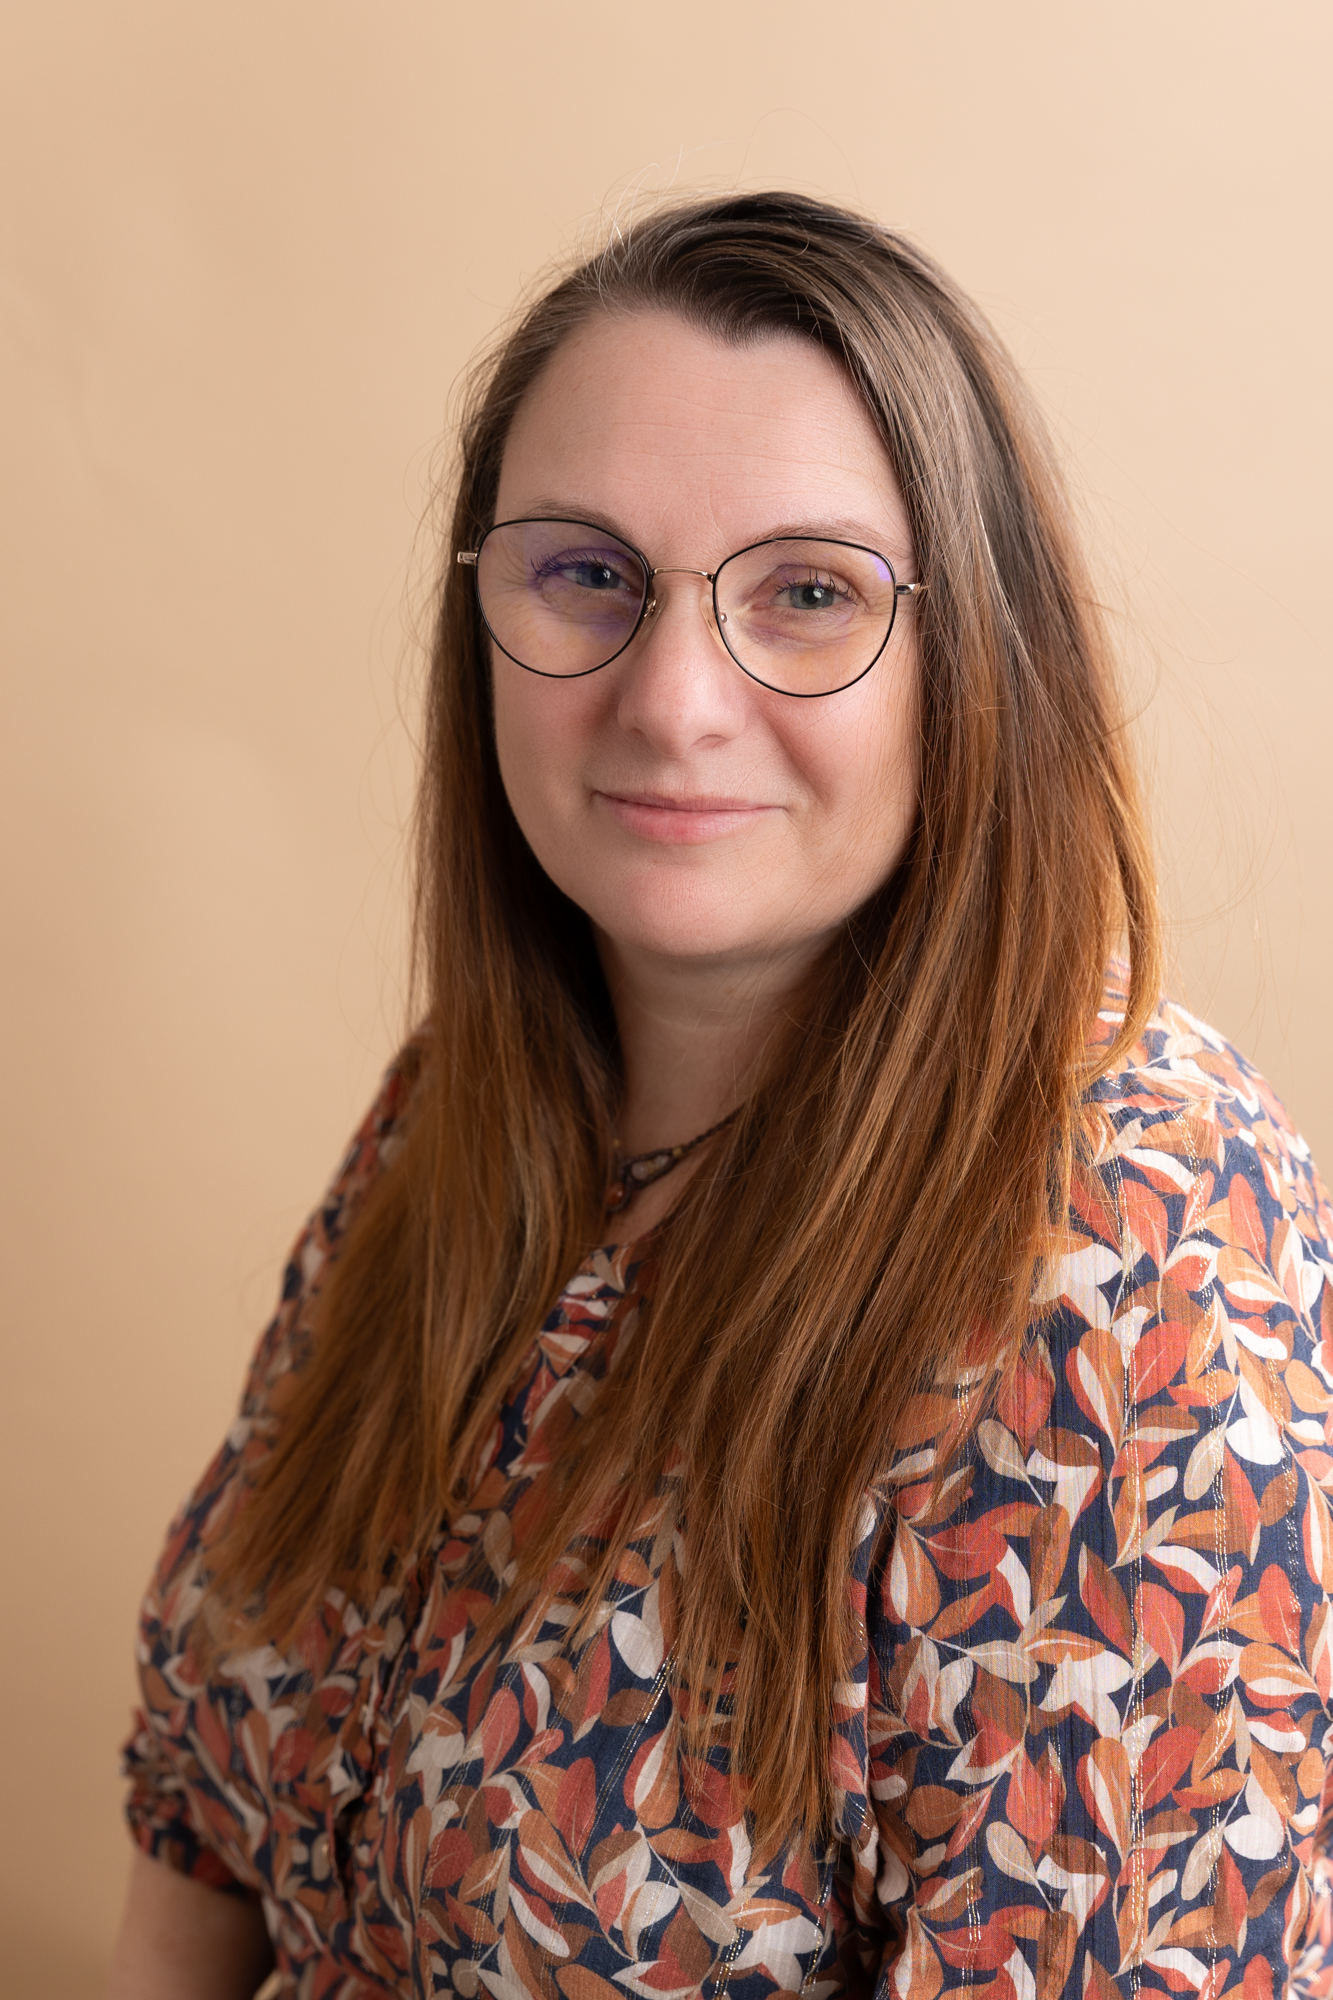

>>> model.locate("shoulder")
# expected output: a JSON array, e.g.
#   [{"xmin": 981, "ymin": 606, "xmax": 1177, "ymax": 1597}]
[
  {"xmin": 238, "ymin": 1030, "xmax": 430, "ymax": 1421},
  {"xmin": 146, "ymin": 1035, "xmax": 432, "ymax": 1605},
  {"xmin": 1072, "ymin": 983, "xmax": 1333, "ymax": 1315}
]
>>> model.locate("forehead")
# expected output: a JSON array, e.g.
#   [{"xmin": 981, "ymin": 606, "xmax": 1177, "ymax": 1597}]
[{"xmin": 494, "ymin": 309, "xmax": 911, "ymax": 560}]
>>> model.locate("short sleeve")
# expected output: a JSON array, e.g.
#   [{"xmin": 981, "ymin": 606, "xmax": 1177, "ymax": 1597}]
[
  {"xmin": 121, "ymin": 1038, "xmax": 426, "ymax": 1887},
  {"xmin": 861, "ymin": 1009, "xmax": 1333, "ymax": 2000}
]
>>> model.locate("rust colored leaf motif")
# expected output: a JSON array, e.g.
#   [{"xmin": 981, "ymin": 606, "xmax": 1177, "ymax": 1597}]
[{"xmin": 122, "ymin": 992, "xmax": 1333, "ymax": 1997}]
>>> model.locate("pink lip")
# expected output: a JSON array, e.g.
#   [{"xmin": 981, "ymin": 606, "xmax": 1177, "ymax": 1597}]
[{"xmin": 596, "ymin": 789, "xmax": 777, "ymax": 845}]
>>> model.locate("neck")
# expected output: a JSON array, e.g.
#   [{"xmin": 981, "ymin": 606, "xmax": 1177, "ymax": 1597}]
[{"xmin": 595, "ymin": 932, "xmax": 812, "ymax": 1156}]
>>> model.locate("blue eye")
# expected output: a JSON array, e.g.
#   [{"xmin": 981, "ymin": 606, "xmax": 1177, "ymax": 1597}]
[
  {"xmin": 532, "ymin": 549, "xmax": 641, "ymax": 594},
  {"xmin": 779, "ymin": 579, "xmax": 843, "ymax": 611},
  {"xmin": 570, "ymin": 562, "xmax": 624, "ymax": 591}
]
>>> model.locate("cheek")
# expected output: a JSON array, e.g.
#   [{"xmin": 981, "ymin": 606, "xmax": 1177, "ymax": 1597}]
[
  {"xmin": 794, "ymin": 657, "xmax": 920, "ymax": 855},
  {"xmin": 490, "ymin": 659, "xmax": 597, "ymax": 849}
]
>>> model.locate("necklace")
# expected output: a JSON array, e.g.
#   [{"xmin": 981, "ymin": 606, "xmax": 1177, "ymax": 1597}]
[{"xmin": 605, "ymin": 1110, "xmax": 738, "ymax": 1215}]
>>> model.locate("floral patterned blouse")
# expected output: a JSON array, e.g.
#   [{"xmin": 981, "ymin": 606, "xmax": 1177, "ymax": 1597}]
[{"xmin": 125, "ymin": 991, "xmax": 1333, "ymax": 2000}]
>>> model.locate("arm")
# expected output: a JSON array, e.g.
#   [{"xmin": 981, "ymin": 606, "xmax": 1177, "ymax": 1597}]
[
  {"xmin": 105, "ymin": 1849, "xmax": 274, "ymax": 1999},
  {"xmin": 862, "ymin": 1051, "xmax": 1333, "ymax": 1997}
]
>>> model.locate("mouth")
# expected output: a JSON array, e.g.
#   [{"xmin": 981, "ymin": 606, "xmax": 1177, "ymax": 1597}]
[{"xmin": 595, "ymin": 789, "xmax": 778, "ymax": 846}]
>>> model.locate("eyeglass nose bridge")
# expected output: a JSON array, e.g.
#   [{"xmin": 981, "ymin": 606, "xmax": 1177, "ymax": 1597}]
[{"xmin": 639, "ymin": 564, "xmax": 727, "ymax": 635}]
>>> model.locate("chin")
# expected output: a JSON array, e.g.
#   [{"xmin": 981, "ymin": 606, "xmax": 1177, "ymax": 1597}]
[{"xmin": 585, "ymin": 884, "xmax": 804, "ymax": 968}]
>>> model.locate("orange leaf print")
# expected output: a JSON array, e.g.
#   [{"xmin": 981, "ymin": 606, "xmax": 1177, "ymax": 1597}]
[
  {"xmin": 968, "ymin": 1674, "xmax": 1026, "ymax": 1779},
  {"xmin": 1067, "ymin": 1330, "xmax": 1126, "ymax": 1451},
  {"xmin": 891, "ymin": 1909, "xmax": 945, "ymax": 2000},
  {"xmin": 1081, "ymin": 1953, "xmax": 1123, "ymax": 2000},
  {"xmin": 1130, "ymin": 1323, "xmax": 1188, "ymax": 1404},
  {"xmin": 916, "ymin": 1866, "xmax": 983, "ymax": 1923},
  {"xmin": 1030, "ymin": 1503, "xmax": 1072, "ymax": 1609},
  {"xmin": 424, "ymin": 1828, "xmax": 474, "ymax": 1891},
  {"xmin": 1230, "ymin": 1564, "xmax": 1302, "ymax": 1652},
  {"xmin": 517, "ymin": 1808, "xmax": 595, "ymax": 1911},
  {"xmin": 996, "ymin": 1340, "xmax": 1055, "ymax": 1451},
  {"xmin": 1123, "ymin": 1178, "xmax": 1170, "ymax": 1269},
  {"xmin": 1242, "ymin": 1957, "xmax": 1275, "ymax": 2000},
  {"xmin": 630, "ymin": 1729, "xmax": 683, "ymax": 1828},
  {"xmin": 1036, "ymin": 1908, "xmax": 1078, "ymax": 2000},
  {"xmin": 1112, "ymin": 1465, "xmax": 1151, "ymax": 1566},
  {"xmin": 557, "ymin": 1968, "xmax": 629, "ymax": 2000},
  {"xmin": 1238, "ymin": 1642, "xmax": 1319, "ymax": 1707},
  {"xmin": 554, "ymin": 1760, "xmax": 598, "ymax": 1854},
  {"xmin": 1250, "ymin": 1741, "xmax": 1298, "ymax": 1823},
  {"xmin": 1191, "ymin": 1694, "xmax": 1242, "ymax": 1787},
  {"xmin": 1304, "ymin": 1484, "xmax": 1333, "ymax": 1592},
  {"xmin": 480, "ymin": 1688, "xmax": 520, "ymax": 1778},
  {"xmin": 1229, "ymin": 1172, "xmax": 1268, "ymax": 1264},
  {"xmin": 1079, "ymin": 1547, "xmax": 1133, "ymax": 1655},
  {"xmin": 1139, "ymin": 1724, "xmax": 1200, "ymax": 1809},
  {"xmin": 1135, "ymin": 1580, "xmax": 1185, "ymax": 1676},
  {"xmin": 1006, "ymin": 1745, "xmax": 1064, "ymax": 1858},
  {"xmin": 944, "ymin": 1782, "xmax": 995, "ymax": 1861},
  {"xmin": 934, "ymin": 1911, "xmax": 1022, "ymax": 1971},
  {"xmin": 1222, "ymin": 1454, "xmax": 1261, "ymax": 1561},
  {"xmin": 1077, "ymin": 1737, "xmax": 1131, "ymax": 1856}
]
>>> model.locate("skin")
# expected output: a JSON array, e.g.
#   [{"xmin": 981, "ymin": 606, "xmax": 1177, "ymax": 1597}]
[
  {"xmin": 104, "ymin": 311, "xmax": 924, "ymax": 1985},
  {"xmin": 104, "ymin": 1849, "xmax": 274, "ymax": 1996},
  {"xmin": 491, "ymin": 309, "xmax": 923, "ymax": 1227}
]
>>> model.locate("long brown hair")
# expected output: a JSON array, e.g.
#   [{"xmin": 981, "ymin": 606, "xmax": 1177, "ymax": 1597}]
[{"xmin": 209, "ymin": 191, "xmax": 1160, "ymax": 1845}]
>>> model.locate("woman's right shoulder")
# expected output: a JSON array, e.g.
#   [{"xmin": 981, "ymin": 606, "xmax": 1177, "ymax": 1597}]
[
  {"xmin": 143, "ymin": 1032, "xmax": 433, "ymax": 1634},
  {"xmin": 237, "ymin": 1029, "xmax": 432, "ymax": 1423}
]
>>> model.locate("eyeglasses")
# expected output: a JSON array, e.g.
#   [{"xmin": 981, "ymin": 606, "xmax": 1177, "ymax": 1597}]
[{"xmin": 457, "ymin": 517, "xmax": 925, "ymax": 698}]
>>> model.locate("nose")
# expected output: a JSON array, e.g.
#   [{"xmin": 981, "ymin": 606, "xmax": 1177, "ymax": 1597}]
[{"xmin": 612, "ymin": 571, "xmax": 746, "ymax": 754}]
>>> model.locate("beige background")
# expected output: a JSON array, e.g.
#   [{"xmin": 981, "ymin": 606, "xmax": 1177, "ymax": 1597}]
[{"xmin": 2, "ymin": 1, "xmax": 1329, "ymax": 1987}]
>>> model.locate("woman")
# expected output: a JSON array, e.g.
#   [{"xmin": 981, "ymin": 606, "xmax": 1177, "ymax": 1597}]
[{"xmin": 110, "ymin": 192, "xmax": 1333, "ymax": 1999}]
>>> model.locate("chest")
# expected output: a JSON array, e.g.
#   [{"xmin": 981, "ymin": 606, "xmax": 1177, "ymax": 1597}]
[{"xmin": 199, "ymin": 1246, "xmax": 859, "ymax": 1996}]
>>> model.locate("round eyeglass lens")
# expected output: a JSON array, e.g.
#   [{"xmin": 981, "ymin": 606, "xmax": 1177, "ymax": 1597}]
[
  {"xmin": 475, "ymin": 519, "xmax": 649, "ymax": 677},
  {"xmin": 714, "ymin": 539, "xmax": 899, "ymax": 695}
]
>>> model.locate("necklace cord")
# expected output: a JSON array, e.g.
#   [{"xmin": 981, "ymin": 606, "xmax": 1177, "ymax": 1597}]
[{"xmin": 604, "ymin": 1109, "xmax": 739, "ymax": 1215}]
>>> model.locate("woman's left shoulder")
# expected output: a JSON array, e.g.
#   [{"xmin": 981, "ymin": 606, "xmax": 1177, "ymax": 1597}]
[{"xmin": 1081, "ymin": 982, "xmax": 1333, "ymax": 1286}]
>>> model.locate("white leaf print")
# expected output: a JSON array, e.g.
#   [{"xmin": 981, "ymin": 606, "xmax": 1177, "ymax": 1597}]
[
  {"xmin": 676, "ymin": 1880, "xmax": 737, "ymax": 1948},
  {"xmin": 1223, "ymin": 1773, "xmax": 1284, "ymax": 1860},
  {"xmin": 997, "ymin": 1546, "xmax": 1032, "ymax": 1629},
  {"xmin": 732, "ymin": 1911, "xmax": 823, "ymax": 1995},
  {"xmin": 977, "ymin": 1419, "xmax": 1028, "ymax": 1483},
  {"xmin": 987, "ymin": 1822, "xmax": 1040, "ymax": 1886},
  {"xmin": 1146, "ymin": 1543, "xmax": 1222, "ymax": 1592},
  {"xmin": 405, "ymin": 1719, "xmax": 466, "ymax": 1810},
  {"xmin": 1048, "ymin": 1243, "xmax": 1122, "ymax": 1327},
  {"xmin": 1228, "ymin": 1319, "xmax": 1289, "ymax": 1360},
  {"xmin": 611, "ymin": 1609, "xmax": 662, "ymax": 1679},
  {"xmin": 1150, "ymin": 1948, "xmax": 1214, "ymax": 1989},
  {"xmin": 1036, "ymin": 1850, "xmax": 1107, "ymax": 1928},
  {"xmin": 933, "ymin": 1658, "xmax": 973, "ymax": 1743},
  {"xmin": 1180, "ymin": 1822, "xmax": 1224, "ymax": 1902},
  {"xmin": 1040, "ymin": 1648, "xmax": 1133, "ymax": 1737},
  {"xmin": 509, "ymin": 1881, "xmax": 569, "ymax": 1956},
  {"xmin": 1226, "ymin": 1413, "xmax": 1284, "ymax": 1465},
  {"xmin": 1250, "ymin": 1719, "xmax": 1305, "ymax": 1753},
  {"xmin": 968, "ymin": 1640, "xmax": 1039, "ymax": 1684},
  {"xmin": 1182, "ymin": 1426, "xmax": 1227, "ymax": 1501},
  {"xmin": 1002, "ymin": 1945, "xmax": 1037, "ymax": 2000}
]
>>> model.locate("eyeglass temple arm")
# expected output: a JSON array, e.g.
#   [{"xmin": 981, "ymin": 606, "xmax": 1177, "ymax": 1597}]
[{"xmin": 457, "ymin": 551, "xmax": 478, "ymax": 566}]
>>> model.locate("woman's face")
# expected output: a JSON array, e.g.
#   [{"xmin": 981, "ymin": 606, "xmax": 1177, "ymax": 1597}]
[{"xmin": 490, "ymin": 310, "xmax": 921, "ymax": 983}]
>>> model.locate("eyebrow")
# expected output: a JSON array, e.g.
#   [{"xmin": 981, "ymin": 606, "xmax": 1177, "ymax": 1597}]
[{"xmin": 503, "ymin": 501, "xmax": 904, "ymax": 555}]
